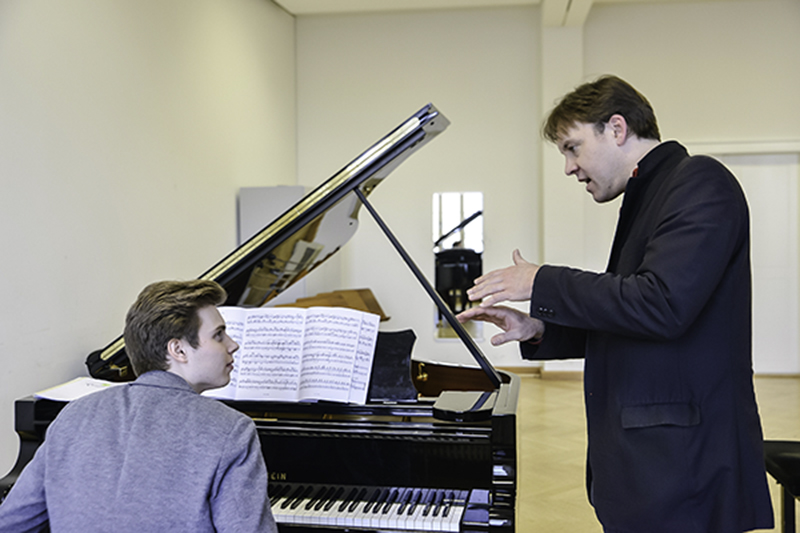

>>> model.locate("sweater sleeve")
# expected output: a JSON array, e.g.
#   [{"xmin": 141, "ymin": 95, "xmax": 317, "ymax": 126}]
[
  {"xmin": 210, "ymin": 417, "xmax": 277, "ymax": 533},
  {"xmin": 0, "ymin": 440, "xmax": 50, "ymax": 532}
]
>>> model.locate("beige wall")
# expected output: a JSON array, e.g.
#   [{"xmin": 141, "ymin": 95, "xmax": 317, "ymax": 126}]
[
  {"xmin": 586, "ymin": 0, "xmax": 800, "ymax": 144},
  {"xmin": 296, "ymin": 6, "xmax": 542, "ymax": 368},
  {"xmin": 0, "ymin": 0, "xmax": 296, "ymax": 475}
]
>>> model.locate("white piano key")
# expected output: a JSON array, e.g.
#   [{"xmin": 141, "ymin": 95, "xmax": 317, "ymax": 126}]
[
  {"xmin": 442, "ymin": 490, "xmax": 467, "ymax": 532},
  {"xmin": 271, "ymin": 484, "xmax": 473, "ymax": 532}
]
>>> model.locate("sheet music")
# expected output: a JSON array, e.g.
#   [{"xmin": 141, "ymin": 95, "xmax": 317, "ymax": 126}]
[
  {"xmin": 298, "ymin": 307, "xmax": 362, "ymax": 402},
  {"xmin": 350, "ymin": 312, "xmax": 380, "ymax": 403},
  {"xmin": 206, "ymin": 306, "xmax": 379, "ymax": 403},
  {"xmin": 235, "ymin": 307, "xmax": 306, "ymax": 401},
  {"xmin": 205, "ymin": 307, "xmax": 247, "ymax": 399},
  {"xmin": 34, "ymin": 377, "xmax": 124, "ymax": 402}
]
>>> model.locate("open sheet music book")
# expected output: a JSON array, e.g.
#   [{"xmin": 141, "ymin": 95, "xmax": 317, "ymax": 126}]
[
  {"xmin": 34, "ymin": 377, "xmax": 124, "ymax": 402},
  {"xmin": 205, "ymin": 306, "xmax": 380, "ymax": 404}
]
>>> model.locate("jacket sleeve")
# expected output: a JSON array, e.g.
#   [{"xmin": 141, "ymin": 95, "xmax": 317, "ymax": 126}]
[
  {"xmin": 210, "ymin": 417, "xmax": 278, "ymax": 533},
  {"xmin": 519, "ymin": 322, "xmax": 587, "ymax": 361},
  {"xmin": 531, "ymin": 156, "xmax": 749, "ymax": 341}
]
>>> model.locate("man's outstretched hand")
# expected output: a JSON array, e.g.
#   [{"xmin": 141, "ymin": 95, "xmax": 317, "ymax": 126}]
[{"xmin": 466, "ymin": 249, "xmax": 539, "ymax": 308}]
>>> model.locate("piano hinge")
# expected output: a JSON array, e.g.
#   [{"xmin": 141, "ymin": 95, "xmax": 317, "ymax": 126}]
[{"xmin": 416, "ymin": 362, "xmax": 429, "ymax": 382}]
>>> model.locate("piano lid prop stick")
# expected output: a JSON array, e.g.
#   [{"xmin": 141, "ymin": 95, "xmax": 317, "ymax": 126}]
[{"xmin": 353, "ymin": 188, "xmax": 502, "ymax": 389}]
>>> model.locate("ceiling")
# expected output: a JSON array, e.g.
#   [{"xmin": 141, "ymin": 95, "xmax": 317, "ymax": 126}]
[{"xmin": 272, "ymin": 0, "xmax": 733, "ymax": 27}]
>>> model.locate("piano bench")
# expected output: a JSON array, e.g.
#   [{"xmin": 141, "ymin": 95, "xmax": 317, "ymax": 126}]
[{"xmin": 765, "ymin": 440, "xmax": 800, "ymax": 533}]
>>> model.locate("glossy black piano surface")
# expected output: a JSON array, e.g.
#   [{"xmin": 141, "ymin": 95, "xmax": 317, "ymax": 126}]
[
  {"xmin": 1, "ymin": 104, "xmax": 519, "ymax": 532},
  {"xmin": 3, "ymin": 370, "xmax": 518, "ymax": 532}
]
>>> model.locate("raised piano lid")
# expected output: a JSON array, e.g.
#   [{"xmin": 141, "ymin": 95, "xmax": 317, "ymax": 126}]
[{"xmin": 86, "ymin": 103, "xmax": 499, "ymax": 391}]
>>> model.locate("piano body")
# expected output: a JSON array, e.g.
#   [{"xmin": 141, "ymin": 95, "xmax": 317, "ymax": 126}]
[{"xmin": 1, "ymin": 104, "xmax": 519, "ymax": 532}]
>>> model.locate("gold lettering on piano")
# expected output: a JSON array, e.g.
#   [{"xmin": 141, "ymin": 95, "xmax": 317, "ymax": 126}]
[{"xmin": 270, "ymin": 472, "xmax": 287, "ymax": 481}]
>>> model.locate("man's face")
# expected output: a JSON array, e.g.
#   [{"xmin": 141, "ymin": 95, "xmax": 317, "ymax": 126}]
[
  {"xmin": 557, "ymin": 121, "xmax": 630, "ymax": 203},
  {"xmin": 180, "ymin": 305, "xmax": 239, "ymax": 393}
]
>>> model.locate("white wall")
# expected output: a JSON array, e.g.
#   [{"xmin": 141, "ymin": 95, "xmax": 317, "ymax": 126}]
[
  {"xmin": 584, "ymin": 0, "xmax": 800, "ymax": 144},
  {"xmin": 0, "ymin": 0, "xmax": 295, "ymax": 476},
  {"xmin": 296, "ymin": 6, "xmax": 541, "ymax": 369},
  {"xmin": 723, "ymin": 153, "xmax": 800, "ymax": 374}
]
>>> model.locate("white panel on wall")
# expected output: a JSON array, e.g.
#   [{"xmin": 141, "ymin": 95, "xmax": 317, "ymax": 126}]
[
  {"xmin": 238, "ymin": 186, "xmax": 305, "ymax": 244},
  {"xmin": 720, "ymin": 153, "xmax": 800, "ymax": 374},
  {"xmin": 238, "ymin": 186, "xmax": 308, "ymax": 307}
]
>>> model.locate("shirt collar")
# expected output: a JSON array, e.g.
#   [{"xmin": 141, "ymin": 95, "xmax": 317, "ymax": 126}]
[{"xmin": 133, "ymin": 370, "xmax": 196, "ymax": 394}]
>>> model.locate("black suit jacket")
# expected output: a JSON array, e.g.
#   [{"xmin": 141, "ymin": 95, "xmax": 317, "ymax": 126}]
[{"xmin": 524, "ymin": 142, "xmax": 773, "ymax": 532}]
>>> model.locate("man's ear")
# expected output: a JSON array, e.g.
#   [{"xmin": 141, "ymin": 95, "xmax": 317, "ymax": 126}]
[
  {"xmin": 607, "ymin": 114, "xmax": 629, "ymax": 145},
  {"xmin": 166, "ymin": 338, "xmax": 188, "ymax": 364}
]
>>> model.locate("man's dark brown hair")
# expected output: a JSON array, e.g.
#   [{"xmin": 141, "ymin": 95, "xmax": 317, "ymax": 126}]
[{"xmin": 543, "ymin": 75, "xmax": 661, "ymax": 144}]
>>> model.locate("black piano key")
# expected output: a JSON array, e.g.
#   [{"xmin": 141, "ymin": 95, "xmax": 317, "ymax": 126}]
[
  {"xmin": 431, "ymin": 489, "xmax": 445, "ymax": 517},
  {"xmin": 268, "ymin": 483, "xmax": 283, "ymax": 498},
  {"xmin": 324, "ymin": 486, "xmax": 345, "ymax": 512},
  {"xmin": 348, "ymin": 487, "xmax": 367, "ymax": 513},
  {"xmin": 281, "ymin": 485, "xmax": 306, "ymax": 510},
  {"xmin": 407, "ymin": 488, "xmax": 422, "ymax": 515},
  {"xmin": 397, "ymin": 487, "xmax": 413, "ymax": 514},
  {"xmin": 362, "ymin": 488, "xmax": 382, "ymax": 513},
  {"xmin": 305, "ymin": 485, "xmax": 328, "ymax": 511},
  {"xmin": 370, "ymin": 487, "xmax": 390, "ymax": 514},
  {"xmin": 289, "ymin": 485, "xmax": 313, "ymax": 510},
  {"xmin": 271, "ymin": 484, "xmax": 291, "ymax": 504},
  {"xmin": 339, "ymin": 487, "xmax": 359, "ymax": 513},
  {"xmin": 314, "ymin": 486, "xmax": 337, "ymax": 511},
  {"xmin": 422, "ymin": 489, "xmax": 436, "ymax": 517},
  {"xmin": 381, "ymin": 488, "xmax": 399, "ymax": 514},
  {"xmin": 442, "ymin": 490, "xmax": 454, "ymax": 517}
]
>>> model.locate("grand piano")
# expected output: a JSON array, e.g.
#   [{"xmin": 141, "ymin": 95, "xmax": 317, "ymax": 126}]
[{"xmin": 0, "ymin": 104, "xmax": 518, "ymax": 532}]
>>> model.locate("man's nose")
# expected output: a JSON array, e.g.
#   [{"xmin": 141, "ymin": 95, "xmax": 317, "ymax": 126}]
[
  {"xmin": 226, "ymin": 335, "xmax": 239, "ymax": 353},
  {"xmin": 564, "ymin": 158, "xmax": 578, "ymax": 176}
]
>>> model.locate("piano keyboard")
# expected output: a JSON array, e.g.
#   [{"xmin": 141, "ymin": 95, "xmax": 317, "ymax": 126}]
[{"xmin": 269, "ymin": 483, "xmax": 470, "ymax": 531}]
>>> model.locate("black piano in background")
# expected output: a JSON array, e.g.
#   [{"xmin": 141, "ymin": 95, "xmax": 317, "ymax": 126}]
[{"xmin": 1, "ymin": 104, "xmax": 519, "ymax": 532}]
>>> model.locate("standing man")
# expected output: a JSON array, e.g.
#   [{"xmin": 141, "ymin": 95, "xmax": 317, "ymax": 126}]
[
  {"xmin": 0, "ymin": 280, "xmax": 278, "ymax": 532},
  {"xmin": 458, "ymin": 75, "xmax": 773, "ymax": 532}
]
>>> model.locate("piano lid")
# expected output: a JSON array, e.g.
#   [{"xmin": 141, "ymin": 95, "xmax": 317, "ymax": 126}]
[{"xmin": 87, "ymin": 104, "xmax": 449, "ymax": 381}]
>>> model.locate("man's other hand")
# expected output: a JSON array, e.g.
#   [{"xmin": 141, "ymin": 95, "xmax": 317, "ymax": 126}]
[
  {"xmin": 456, "ymin": 305, "xmax": 544, "ymax": 346},
  {"xmin": 466, "ymin": 249, "xmax": 539, "ymax": 307}
]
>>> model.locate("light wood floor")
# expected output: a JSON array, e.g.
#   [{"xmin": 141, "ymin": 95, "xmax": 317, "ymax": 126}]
[{"xmin": 516, "ymin": 373, "xmax": 800, "ymax": 532}]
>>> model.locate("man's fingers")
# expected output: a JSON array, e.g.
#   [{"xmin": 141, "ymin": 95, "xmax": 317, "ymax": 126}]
[
  {"xmin": 512, "ymin": 249, "xmax": 529, "ymax": 266},
  {"xmin": 467, "ymin": 279, "xmax": 504, "ymax": 303},
  {"xmin": 491, "ymin": 332, "xmax": 511, "ymax": 346},
  {"xmin": 456, "ymin": 307, "xmax": 483, "ymax": 322},
  {"xmin": 479, "ymin": 292, "xmax": 509, "ymax": 308}
]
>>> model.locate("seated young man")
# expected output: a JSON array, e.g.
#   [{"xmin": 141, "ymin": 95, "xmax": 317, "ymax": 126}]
[{"xmin": 0, "ymin": 280, "xmax": 278, "ymax": 532}]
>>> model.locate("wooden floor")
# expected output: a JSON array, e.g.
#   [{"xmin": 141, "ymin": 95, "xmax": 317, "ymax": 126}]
[{"xmin": 516, "ymin": 373, "xmax": 800, "ymax": 532}]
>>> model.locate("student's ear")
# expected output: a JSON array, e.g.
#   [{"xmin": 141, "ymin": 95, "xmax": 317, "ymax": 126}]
[
  {"xmin": 166, "ymin": 338, "xmax": 188, "ymax": 364},
  {"xmin": 607, "ymin": 114, "xmax": 628, "ymax": 145}
]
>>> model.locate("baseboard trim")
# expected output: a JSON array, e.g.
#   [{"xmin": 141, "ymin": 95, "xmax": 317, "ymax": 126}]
[
  {"xmin": 497, "ymin": 366, "xmax": 541, "ymax": 376},
  {"xmin": 539, "ymin": 370, "xmax": 583, "ymax": 381}
]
